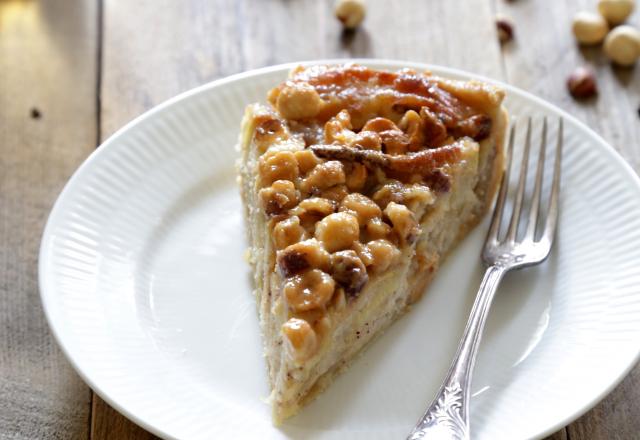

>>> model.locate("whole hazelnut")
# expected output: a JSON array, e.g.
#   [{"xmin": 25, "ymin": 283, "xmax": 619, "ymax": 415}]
[
  {"xmin": 572, "ymin": 11, "xmax": 609, "ymax": 45},
  {"xmin": 335, "ymin": 0, "xmax": 366, "ymax": 29},
  {"xmin": 567, "ymin": 67, "xmax": 598, "ymax": 99},
  {"xmin": 603, "ymin": 25, "xmax": 640, "ymax": 66},
  {"xmin": 496, "ymin": 15, "xmax": 515, "ymax": 43},
  {"xmin": 598, "ymin": 0, "xmax": 635, "ymax": 25}
]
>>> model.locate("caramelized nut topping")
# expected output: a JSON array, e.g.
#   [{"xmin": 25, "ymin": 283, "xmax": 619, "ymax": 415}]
[
  {"xmin": 254, "ymin": 118, "xmax": 286, "ymax": 144},
  {"xmin": 269, "ymin": 64, "xmax": 494, "ymax": 143},
  {"xmin": 276, "ymin": 81, "xmax": 324, "ymax": 120},
  {"xmin": 399, "ymin": 110, "xmax": 425, "ymax": 151},
  {"xmin": 251, "ymin": 109, "xmax": 291, "ymax": 153},
  {"xmin": 361, "ymin": 117, "xmax": 409, "ymax": 155},
  {"xmin": 419, "ymin": 108, "xmax": 448, "ymax": 147},
  {"xmin": 364, "ymin": 217, "xmax": 392, "ymax": 240},
  {"xmin": 314, "ymin": 212, "xmax": 360, "ymax": 253},
  {"xmin": 401, "ymin": 183, "xmax": 435, "ymax": 212},
  {"xmin": 255, "ymin": 65, "xmax": 497, "ymax": 326},
  {"xmin": 259, "ymin": 180, "xmax": 300, "ymax": 216},
  {"xmin": 259, "ymin": 151, "xmax": 299, "ymax": 186},
  {"xmin": 296, "ymin": 197, "xmax": 337, "ymax": 218},
  {"xmin": 451, "ymin": 114, "xmax": 492, "ymax": 141},
  {"xmin": 320, "ymin": 184, "xmax": 349, "ymax": 202},
  {"xmin": 277, "ymin": 239, "xmax": 331, "ymax": 277},
  {"xmin": 384, "ymin": 202, "xmax": 420, "ymax": 244},
  {"xmin": 361, "ymin": 117, "xmax": 401, "ymax": 133},
  {"xmin": 380, "ymin": 130, "xmax": 410, "ymax": 155},
  {"xmin": 352, "ymin": 130, "xmax": 382, "ymax": 151},
  {"xmin": 324, "ymin": 110, "xmax": 356, "ymax": 145},
  {"xmin": 310, "ymin": 143, "xmax": 461, "ymax": 176},
  {"xmin": 301, "ymin": 160, "xmax": 346, "ymax": 194},
  {"xmin": 273, "ymin": 216, "xmax": 306, "ymax": 250},
  {"xmin": 294, "ymin": 149, "xmax": 320, "ymax": 174},
  {"xmin": 284, "ymin": 269, "xmax": 336, "ymax": 312},
  {"xmin": 290, "ymin": 197, "xmax": 337, "ymax": 232},
  {"xmin": 371, "ymin": 180, "xmax": 406, "ymax": 209},
  {"xmin": 344, "ymin": 163, "xmax": 368, "ymax": 192},
  {"xmin": 340, "ymin": 193, "xmax": 381, "ymax": 226},
  {"xmin": 352, "ymin": 241, "xmax": 374, "ymax": 266},
  {"xmin": 289, "ymin": 197, "xmax": 337, "ymax": 230},
  {"xmin": 366, "ymin": 239, "xmax": 401, "ymax": 272},
  {"xmin": 282, "ymin": 318, "xmax": 318, "ymax": 362},
  {"xmin": 330, "ymin": 250, "xmax": 368, "ymax": 296}
]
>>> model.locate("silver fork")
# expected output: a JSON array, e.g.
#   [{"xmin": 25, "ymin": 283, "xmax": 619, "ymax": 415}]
[{"xmin": 407, "ymin": 117, "xmax": 563, "ymax": 440}]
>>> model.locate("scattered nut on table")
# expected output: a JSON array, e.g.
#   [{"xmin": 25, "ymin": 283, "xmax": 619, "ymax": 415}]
[
  {"xmin": 567, "ymin": 67, "xmax": 598, "ymax": 99},
  {"xmin": 598, "ymin": 0, "xmax": 635, "ymax": 25},
  {"xmin": 603, "ymin": 25, "xmax": 640, "ymax": 66},
  {"xmin": 496, "ymin": 15, "xmax": 514, "ymax": 44},
  {"xmin": 572, "ymin": 11, "xmax": 609, "ymax": 45},
  {"xmin": 335, "ymin": 0, "xmax": 366, "ymax": 29}
]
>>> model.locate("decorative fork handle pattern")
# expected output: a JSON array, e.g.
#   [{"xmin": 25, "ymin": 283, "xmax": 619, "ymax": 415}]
[{"xmin": 407, "ymin": 265, "xmax": 507, "ymax": 440}]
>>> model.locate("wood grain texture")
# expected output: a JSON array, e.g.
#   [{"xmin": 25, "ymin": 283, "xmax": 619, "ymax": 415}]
[
  {"xmin": 100, "ymin": 0, "xmax": 503, "ymax": 138},
  {"xmin": 90, "ymin": 396, "xmax": 158, "ymax": 440},
  {"xmin": 567, "ymin": 367, "xmax": 640, "ymax": 440},
  {"xmin": 0, "ymin": 0, "xmax": 97, "ymax": 438},
  {"xmin": 546, "ymin": 429, "xmax": 568, "ymax": 440},
  {"xmin": 496, "ymin": 0, "xmax": 640, "ymax": 439},
  {"xmin": 496, "ymin": 0, "xmax": 640, "ymax": 171}
]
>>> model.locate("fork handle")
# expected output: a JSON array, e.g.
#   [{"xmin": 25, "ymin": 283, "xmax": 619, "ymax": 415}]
[{"xmin": 407, "ymin": 265, "xmax": 507, "ymax": 440}]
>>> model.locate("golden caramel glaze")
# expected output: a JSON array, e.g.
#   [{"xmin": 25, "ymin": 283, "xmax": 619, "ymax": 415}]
[{"xmin": 268, "ymin": 64, "xmax": 491, "ymax": 146}]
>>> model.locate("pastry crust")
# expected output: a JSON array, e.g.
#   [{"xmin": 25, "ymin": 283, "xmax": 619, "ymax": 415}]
[{"xmin": 237, "ymin": 64, "xmax": 507, "ymax": 423}]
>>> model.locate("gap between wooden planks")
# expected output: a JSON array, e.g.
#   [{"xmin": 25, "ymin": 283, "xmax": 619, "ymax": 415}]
[{"xmin": 0, "ymin": 0, "xmax": 100, "ymax": 438}]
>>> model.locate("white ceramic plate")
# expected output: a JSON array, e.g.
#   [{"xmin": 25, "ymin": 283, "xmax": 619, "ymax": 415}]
[{"xmin": 40, "ymin": 60, "xmax": 640, "ymax": 440}]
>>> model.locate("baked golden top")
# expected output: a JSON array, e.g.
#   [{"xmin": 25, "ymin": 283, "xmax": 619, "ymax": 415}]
[{"xmin": 267, "ymin": 64, "xmax": 492, "ymax": 147}]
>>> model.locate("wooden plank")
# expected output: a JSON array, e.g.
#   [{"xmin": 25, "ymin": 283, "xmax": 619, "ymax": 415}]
[
  {"xmin": 0, "ymin": 1, "xmax": 98, "ymax": 438},
  {"xmin": 496, "ymin": 0, "xmax": 640, "ymax": 171},
  {"xmin": 496, "ymin": 0, "xmax": 640, "ymax": 439},
  {"xmin": 100, "ymin": 0, "xmax": 503, "ymax": 139},
  {"xmin": 94, "ymin": 0, "xmax": 509, "ymax": 437},
  {"xmin": 100, "ymin": 0, "xmax": 247, "ymax": 139},
  {"xmin": 567, "ymin": 367, "xmax": 640, "ymax": 439},
  {"xmin": 545, "ymin": 430, "xmax": 568, "ymax": 440},
  {"xmin": 90, "ymin": 396, "xmax": 158, "ymax": 440}
]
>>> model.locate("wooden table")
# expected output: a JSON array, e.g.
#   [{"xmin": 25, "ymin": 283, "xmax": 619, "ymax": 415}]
[{"xmin": 2, "ymin": 1, "xmax": 639, "ymax": 438}]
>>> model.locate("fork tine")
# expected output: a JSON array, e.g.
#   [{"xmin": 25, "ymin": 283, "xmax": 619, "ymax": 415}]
[
  {"xmin": 506, "ymin": 117, "xmax": 532, "ymax": 242},
  {"xmin": 542, "ymin": 118, "xmax": 563, "ymax": 242},
  {"xmin": 525, "ymin": 117, "xmax": 547, "ymax": 240},
  {"xmin": 486, "ymin": 122, "xmax": 516, "ymax": 244}
]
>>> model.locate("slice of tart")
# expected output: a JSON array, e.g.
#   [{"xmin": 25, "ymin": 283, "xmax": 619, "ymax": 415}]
[{"xmin": 237, "ymin": 64, "xmax": 507, "ymax": 423}]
